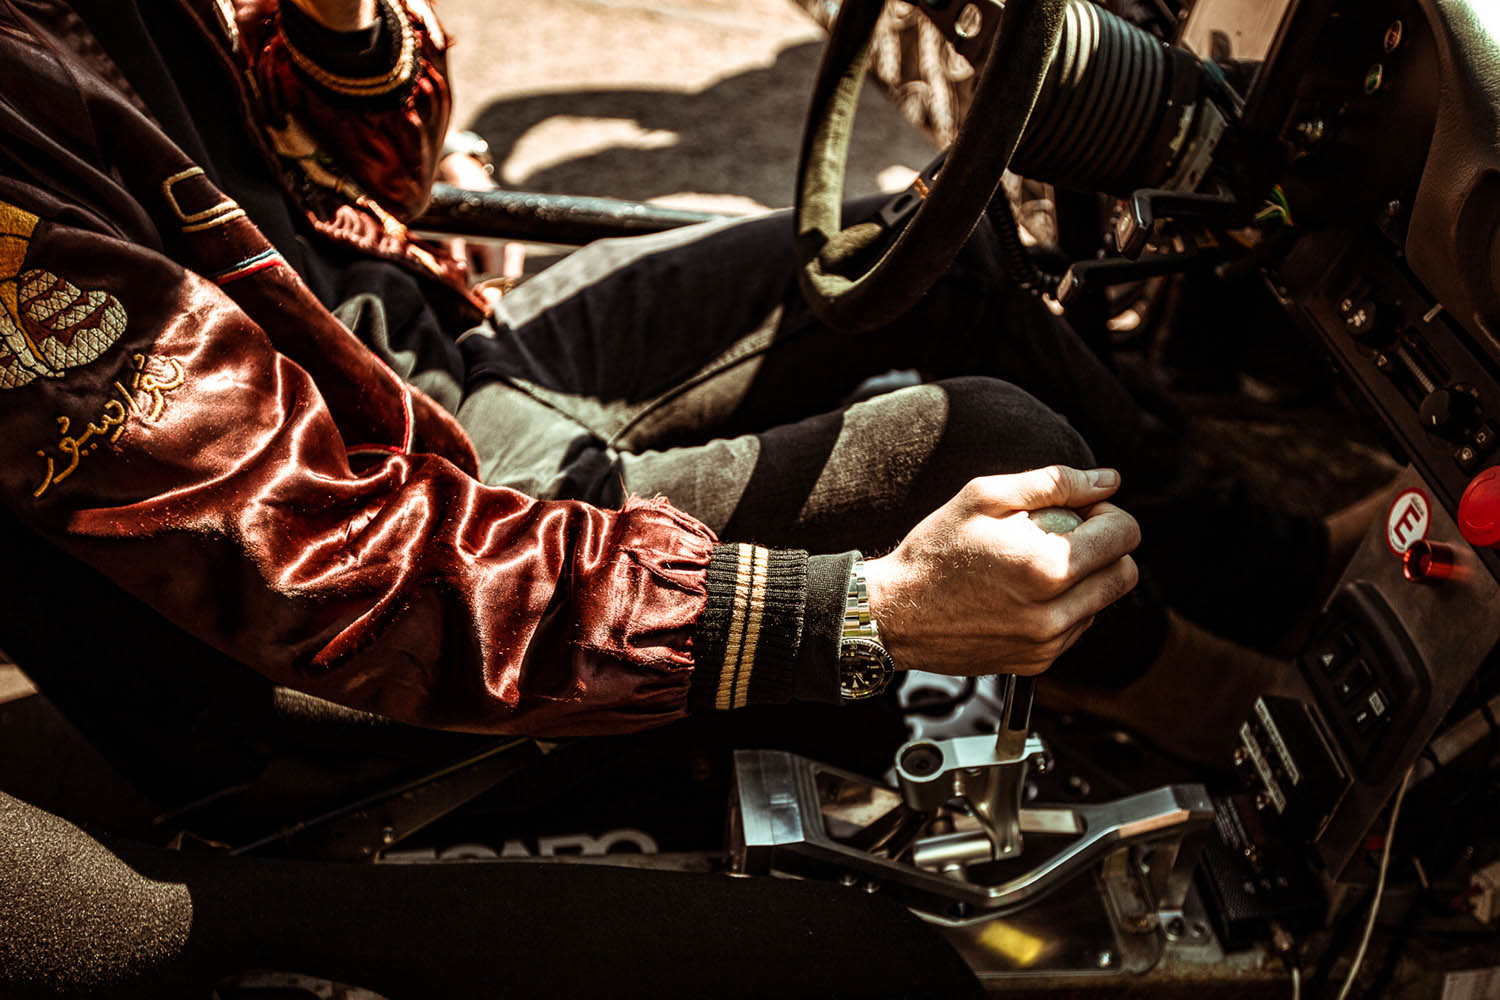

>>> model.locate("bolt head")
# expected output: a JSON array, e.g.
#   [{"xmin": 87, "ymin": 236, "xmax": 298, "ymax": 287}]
[{"xmin": 1384, "ymin": 20, "xmax": 1404, "ymax": 53}]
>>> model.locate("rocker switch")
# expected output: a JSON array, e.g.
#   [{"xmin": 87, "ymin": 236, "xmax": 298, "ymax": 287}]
[{"xmin": 1335, "ymin": 661, "xmax": 1373, "ymax": 703}]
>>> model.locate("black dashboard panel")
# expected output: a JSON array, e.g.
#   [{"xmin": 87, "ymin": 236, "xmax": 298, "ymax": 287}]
[
  {"xmin": 1181, "ymin": 0, "xmax": 1500, "ymax": 879},
  {"xmin": 1403, "ymin": 1, "xmax": 1500, "ymax": 361},
  {"xmin": 1257, "ymin": 0, "xmax": 1498, "ymax": 583}
]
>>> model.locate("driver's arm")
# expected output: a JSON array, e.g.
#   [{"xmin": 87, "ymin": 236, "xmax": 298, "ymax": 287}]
[
  {"xmin": 0, "ymin": 189, "xmax": 1139, "ymax": 735},
  {"xmin": 1, "ymin": 191, "xmax": 725, "ymax": 738}
]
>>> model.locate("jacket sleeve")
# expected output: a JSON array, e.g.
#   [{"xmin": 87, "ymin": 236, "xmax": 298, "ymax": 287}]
[
  {"xmin": 0, "ymin": 196, "xmax": 724, "ymax": 738},
  {"xmin": 240, "ymin": 0, "xmax": 452, "ymax": 218}
]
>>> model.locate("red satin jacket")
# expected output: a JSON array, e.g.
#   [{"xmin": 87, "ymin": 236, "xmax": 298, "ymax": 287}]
[{"xmin": 0, "ymin": 0, "xmax": 814, "ymax": 737}]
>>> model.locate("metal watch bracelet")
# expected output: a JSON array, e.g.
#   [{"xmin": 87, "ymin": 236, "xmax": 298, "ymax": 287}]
[{"xmin": 839, "ymin": 556, "xmax": 895, "ymax": 701}]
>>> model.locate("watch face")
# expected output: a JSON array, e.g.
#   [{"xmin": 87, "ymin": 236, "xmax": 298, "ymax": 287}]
[{"xmin": 839, "ymin": 636, "xmax": 894, "ymax": 701}]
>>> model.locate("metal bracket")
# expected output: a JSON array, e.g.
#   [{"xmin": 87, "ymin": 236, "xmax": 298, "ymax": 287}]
[
  {"xmin": 896, "ymin": 733, "xmax": 1046, "ymax": 860},
  {"xmin": 877, "ymin": 152, "xmax": 947, "ymax": 232},
  {"xmin": 731, "ymin": 749, "xmax": 1213, "ymax": 925}
]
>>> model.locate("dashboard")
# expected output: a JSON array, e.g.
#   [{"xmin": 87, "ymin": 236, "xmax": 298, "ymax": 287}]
[{"xmin": 1176, "ymin": 0, "xmax": 1500, "ymax": 881}]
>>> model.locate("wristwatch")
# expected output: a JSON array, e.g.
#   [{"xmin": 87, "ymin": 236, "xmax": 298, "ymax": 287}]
[{"xmin": 839, "ymin": 556, "xmax": 896, "ymax": 702}]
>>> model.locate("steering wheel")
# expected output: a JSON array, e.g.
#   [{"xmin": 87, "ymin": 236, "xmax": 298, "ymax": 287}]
[{"xmin": 794, "ymin": 0, "xmax": 1066, "ymax": 333}]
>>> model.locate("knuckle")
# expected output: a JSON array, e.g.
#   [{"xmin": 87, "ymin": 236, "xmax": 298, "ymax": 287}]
[
  {"xmin": 1047, "ymin": 606, "xmax": 1079, "ymax": 640},
  {"xmin": 1029, "ymin": 605, "xmax": 1073, "ymax": 642},
  {"xmin": 960, "ymin": 476, "xmax": 995, "ymax": 505},
  {"xmin": 1029, "ymin": 543, "xmax": 1074, "ymax": 593},
  {"xmin": 1017, "ymin": 607, "xmax": 1052, "ymax": 642},
  {"xmin": 1023, "ymin": 561, "xmax": 1066, "ymax": 600},
  {"xmin": 1041, "ymin": 464, "xmax": 1070, "ymax": 493}
]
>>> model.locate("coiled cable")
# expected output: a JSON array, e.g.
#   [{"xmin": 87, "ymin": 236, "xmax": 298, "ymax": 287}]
[{"xmin": 988, "ymin": 195, "xmax": 1063, "ymax": 297}]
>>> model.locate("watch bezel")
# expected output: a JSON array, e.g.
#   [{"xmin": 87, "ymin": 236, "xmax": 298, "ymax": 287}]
[{"xmin": 839, "ymin": 635, "xmax": 895, "ymax": 701}]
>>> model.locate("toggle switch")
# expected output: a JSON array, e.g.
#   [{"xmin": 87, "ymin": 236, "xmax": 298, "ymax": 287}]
[{"xmin": 1402, "ymin": 539, "xmax": 1457, "ymax": 582}]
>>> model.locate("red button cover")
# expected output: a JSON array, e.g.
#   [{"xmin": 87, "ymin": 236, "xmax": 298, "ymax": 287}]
[{"xmin": 1458, "ymin": 466, "xmax": 1500, "ymax": 548}]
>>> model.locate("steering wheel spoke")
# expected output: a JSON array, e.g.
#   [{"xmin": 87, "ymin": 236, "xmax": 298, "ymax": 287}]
[{"xmin": 911, "ymin": 0, "xmax": 1005, "ymax": 69}]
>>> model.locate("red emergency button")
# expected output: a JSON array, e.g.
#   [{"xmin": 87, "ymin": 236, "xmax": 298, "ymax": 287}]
[{"xmin": 1458, "ymin": 467, "xmax": 1500, "ymax": 548}]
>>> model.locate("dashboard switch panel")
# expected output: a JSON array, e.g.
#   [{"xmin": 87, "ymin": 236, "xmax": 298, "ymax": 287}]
[
  {"xmin": 1235, "ymin": 695, "xmax": 1349, "ymax": 839},
  {"xmin": 1298, "ymin": 583, "xmax": 1430, "ymax": 783}
]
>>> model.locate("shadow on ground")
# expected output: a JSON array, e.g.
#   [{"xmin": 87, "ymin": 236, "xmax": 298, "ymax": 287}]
[{"xmin": 466, "ymin": 42, "xmax": 933, "ymax": 208}]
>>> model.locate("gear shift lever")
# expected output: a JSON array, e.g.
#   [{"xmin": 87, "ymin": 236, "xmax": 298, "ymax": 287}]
[
  {"xmin": 996, "ymin": 674, "xmax": 1036, "ymax": 758},
  {"xmin": 893, "ymin": 507, "xmax": 1075, "ymax": 860},
  {"xmin": 894, "ymin": 676, "xmax": 1045, "ymax": 861}
]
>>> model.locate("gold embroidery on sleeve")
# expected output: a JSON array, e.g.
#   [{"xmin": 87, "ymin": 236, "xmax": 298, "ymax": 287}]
[
  {"xmin": 0, "ymin": 199, "xmax": 129, "ymax": 390},
  {"xmin": 33, "ymin": 354, "xmax": 186, "ymax": 499},
  {"xmin": 130, "ymin": 351, "xmax": 185, "ymax": 421},
  {"xmin": 161, "ymin": 167, "xmax": 247, "ymax": 233}
]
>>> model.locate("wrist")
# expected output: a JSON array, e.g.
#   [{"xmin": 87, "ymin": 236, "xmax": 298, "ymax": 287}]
[{"xmin": 862, "ymin": 554, "xmax": 908, "ymax": 670}]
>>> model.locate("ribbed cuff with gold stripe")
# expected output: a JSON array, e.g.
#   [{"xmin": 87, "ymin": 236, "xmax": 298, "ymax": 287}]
[{"xmin": 689, "ymin": 543, "xmax": 807, "ymax": 711}]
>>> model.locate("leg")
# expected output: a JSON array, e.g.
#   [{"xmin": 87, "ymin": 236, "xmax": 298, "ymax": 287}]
[
  {"xmin": 447, "ymin": 201, "xmax": 1322, "ymax": 645},
  {"xmin": 619, "ymin": 375, "xmax": 1168, "ymax": 683},
  {"xmin": 620, "ymin": 376, "xmax": 1092, "ymax": 548}
]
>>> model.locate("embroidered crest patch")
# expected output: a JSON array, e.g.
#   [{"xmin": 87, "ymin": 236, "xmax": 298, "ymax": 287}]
[{"xmin": 0, "ymin": 201, "xmax": 128, "ymax": 390}]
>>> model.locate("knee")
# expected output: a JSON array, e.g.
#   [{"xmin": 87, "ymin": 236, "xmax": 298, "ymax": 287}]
[{"xmin": 934, "ymin": 375, "xmax": 1095, "ymax": 475}]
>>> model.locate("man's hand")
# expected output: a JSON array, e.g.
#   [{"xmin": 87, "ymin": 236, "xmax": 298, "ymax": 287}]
[
  {"xmin": 865, "ymin": 466, "xmax": 1141, "ymax": 677},
  {"xmin": 286, "ymin": 0, "xmax": 379, "ymax": 32}
]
